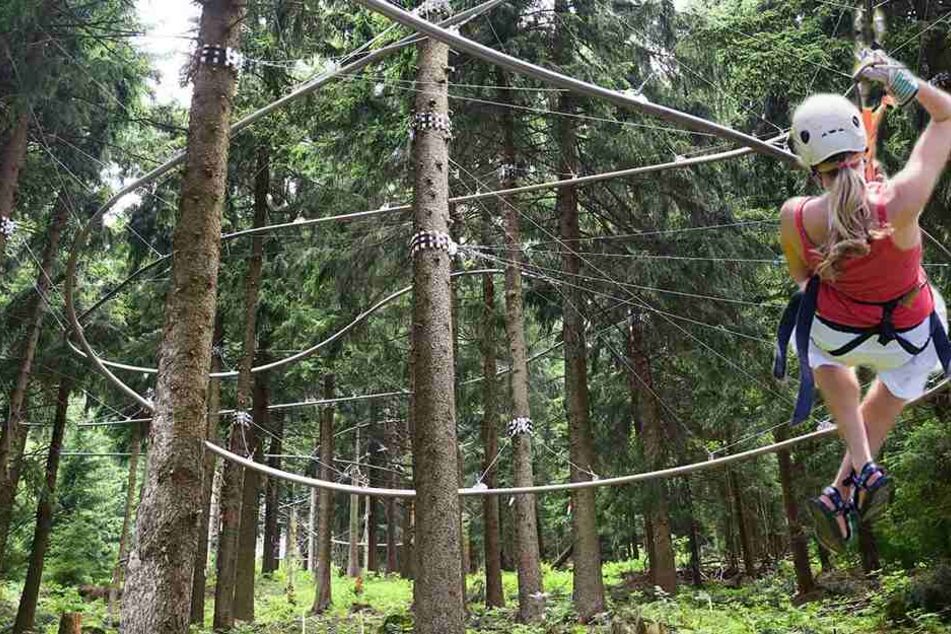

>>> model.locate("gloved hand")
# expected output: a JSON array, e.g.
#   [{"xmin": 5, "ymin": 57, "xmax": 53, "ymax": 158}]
[{"xmin": 854, "ymin": 48, "xmax": 919, "ymax": 106}]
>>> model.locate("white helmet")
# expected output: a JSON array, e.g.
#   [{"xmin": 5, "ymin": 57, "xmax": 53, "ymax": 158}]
[{"xmin": 790, "ymin": 94, "xmax": 866, "ymax": 167}]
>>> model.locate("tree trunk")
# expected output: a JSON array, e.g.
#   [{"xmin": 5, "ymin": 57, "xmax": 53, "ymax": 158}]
[
  {"xmin": 310, "ymin": 374, "xmax": 335, "ymax": 614},
  {"xmin": 774, "ymin": 429, "xmax": 815, "ymax": 596},
  {"xmin": 285, "ymin": 496, "xmax": 298, "ymax": 605},
  {"xmin": 385, "ymin": 416, "xmax": 399, "ymax": 574},
  {"xmin": 190, "ymin": 319, "xmax": 223, "ymax": 625},
  {"xmin": 213, "ymin": 142, "xmax": 268, "ymax": 630},
  {"xmin": 644, "ymin": 516, "xmax": 656, "ymax": 573},
  {"xmin": 0, "ymin": 192, "xmax": 69, "ymax": 569},
  {"xmin": 13, "ymin": 378, "xmax": 72, "ymax": 633},
  {"xmin": 307, "ymin": 488, "xmax": 316, "ymax": 572},
  {"xmin": 492, "ymin": 66, "xmax": 545, "ymax": 623},
  {"xmin": 262, "ymin": 410, "xmax": 283, "ymax": 575},
  {"xmin": 0, "ymin": 111, "xmax": 29, "ymax": 265},
  {"xmin": 858, "ymin": 523, "xmax": 881, "ymax": 574},
  {"xmin": 729, "ymin": 469, "xmax": 756, "ymax": 578},
  {"xmin": 367, "ymin": 475, "xmax": 379, "ymax": 572},
  {"xmin": 108, "ymin": 420, "xmax": 143, "ymax": 625},
  {"xmin": 234, "ymin": 374, "xmax": 269, "ymax": 621},
  {"xmin": 480, "ymin": 239, "xmax": 504, "ymax": 608},
  {"xmin": 627, "ymin": 312, "xmax": 676, "ymax": 593},
  {"xmin": 408, "ymin": 23, "xmax": 465, "ymax": 634},
  {"xmin": 120, "ymin": 3, "xmax": 245, "ymax": 631},
  {"xmin": 684, "ymin": 483, "xmax": 703, "ymax": 588},
  {"xmin": 550, "ymin": 5, "xmax": 604, "ymax": 619},
  {"xmin": 816, "ymin": 539, "xmax": 834, "ymax": 573},
  {"xmin": 348, "ymin": 427, "xmax": 362, "ymax": 578},
  {"xmin": 401, "ymin": 361, "xmax": 416, "ymax": 581},
  {"xmin": 56, "ymin": 613, "xmax": 81, "ymax": 634}
]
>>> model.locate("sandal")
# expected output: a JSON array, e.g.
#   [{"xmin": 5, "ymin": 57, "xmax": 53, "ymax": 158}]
[
  {"xmin": 851, "ymin": 461, "xmax": 893, "ymax": 524},
  {"xmin": 807, "ymin": 486, "xmax": 853, "ymax": 555}
]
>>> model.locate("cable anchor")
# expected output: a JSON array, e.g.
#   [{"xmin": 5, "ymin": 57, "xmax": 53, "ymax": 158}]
[
  {"xmin": 507, "ymin": 416, "xmax": 533, "ymax": 437},
  {"xmin": 410, "ymin": 230, "xmax": 457, "ymax": 257},
  {"xmin": 410, "ymin": 110, "xmax": 452, "ymax": 140},
  {"xmin": 0, "ymin": 217, "xmax": 15, "ymax": 238},
  {"xmin": 199, "ymin": 44, "xmax": 243, "ymax": 74}
]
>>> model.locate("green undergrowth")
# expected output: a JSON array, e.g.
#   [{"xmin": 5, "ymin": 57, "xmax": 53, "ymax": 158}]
[{"xmin": 2, "ymin": 560, "xmax": 950, "ymax": 633}]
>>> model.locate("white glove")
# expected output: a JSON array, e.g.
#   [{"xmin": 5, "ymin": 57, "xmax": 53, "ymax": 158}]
[{"xmin": 854, "ymin": 48, "xmax": 919, "ymax": 106}]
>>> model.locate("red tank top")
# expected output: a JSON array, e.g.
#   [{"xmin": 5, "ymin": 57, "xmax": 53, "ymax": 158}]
[{"xmin": 795, "ymin": 182, "xmax": 933, "ymax": 329}]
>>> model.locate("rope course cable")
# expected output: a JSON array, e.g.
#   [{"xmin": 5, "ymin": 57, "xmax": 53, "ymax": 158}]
[{"xmin": 203, "ymin": 379, "xmax": 948, "ymax": 498}]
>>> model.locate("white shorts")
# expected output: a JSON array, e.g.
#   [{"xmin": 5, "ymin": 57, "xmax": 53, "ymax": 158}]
[{"xmin": 806, "ymin": 287, "xmax": 948, "ymax": 400}]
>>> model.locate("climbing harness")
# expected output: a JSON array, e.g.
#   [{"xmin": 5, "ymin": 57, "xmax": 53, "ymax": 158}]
[
  {"xmin": 409, "ymin": 230, "xmax": 458, "ymax": 257},
  {"xmin": 774, "ymin": 276, "xmax": 951, "ymax": 425},
  {"xmin": 775, "ymin": 10, "xmax": 951, "ymax": 424}
]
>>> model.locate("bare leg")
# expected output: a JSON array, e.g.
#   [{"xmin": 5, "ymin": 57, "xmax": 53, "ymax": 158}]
[
  {"xmin": 814, "ymin": 366, "xmax": 872, "ymax": 471},
  {"xmin": 813, "ymin": 366, "xmax": 869, "ymax": 537},
  {"xmin": 832, "ymin": 379, "xmax": 906, "ymax": 497}
]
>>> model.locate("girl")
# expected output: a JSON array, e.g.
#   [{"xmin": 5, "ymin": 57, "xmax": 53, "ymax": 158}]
[{"xmin": 779, "ymin": 51, "xmax": 951, "ymax": 553}]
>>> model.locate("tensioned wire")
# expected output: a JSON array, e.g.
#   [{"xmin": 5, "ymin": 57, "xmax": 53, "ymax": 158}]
[
  {"xmin": 449, "ymin": 161, "xmax": 722, "ymax": 450},
  {"xmin": 449, "ymin": 158, "xmax": 795, "ymax": 409}
]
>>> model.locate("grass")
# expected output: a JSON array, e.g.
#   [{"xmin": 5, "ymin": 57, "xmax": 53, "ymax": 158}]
[{"xmin": 2, "ymin": 559, "xmax": 949, "ymax": 633}]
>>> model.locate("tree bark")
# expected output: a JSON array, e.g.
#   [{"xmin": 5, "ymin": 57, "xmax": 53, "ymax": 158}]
[
  {"xmin": 234, "ymin": 374, "xmax": 269, "ymax": 621},
  {"xmin": 285, "ymin": 496, "xmax": 298, "ymax": 605},
  {"xmin": 310, "ymin": 374, "xmax": 335, "ymax": 614},
  {"xmin": 497, "ymin": 76, "xmax": 544, "ymax": 623},
  {"xmin": 385, "ymin": 416, "xmax": 399, "ymax": 574},
  {"xmin": 627, "ymin": 312, "xmax": 676, "ymax": 594},
  {"xmin": 408, "ymin": 23, "xmax": 465, "ymax": 633},
  {"xmin": 120, "ymin": 2, "xmax": 245, "ymax": 631},
  {"xmin": 401, "ymin": 362, "xmax": 415, "ymax": 581},
  {"xmin": 348, "ymin": 428, "xmax": 362, "ymax": 578},
  {"xmin": 480, "ymin": 235, "xmax": 504, "ymax": 608},
  {"xmin": 13, "ymin": 378, "xmax": 72, "ymax": 633},
  {"xmin": 367, "ymin": 452, "xmax": 379, "ymax": 573},
  {"xmin": 550, "ymin": 3, "xmax": 604, "ymax": 618},
  {"xmin": 57, "ymin": 613, "xmax": 81, "ymax": 634},
  {"xmin": 108, "ymin": 420, "xmax": 143, "ymax": 625},
  {"xmin": 684, "ymin": 483, "xmax": 703, "ymax": 588},
  {"xmin": 858, "ymin": 523, "xmax": 881, "ymax": 574},
  {"xmin": 0, "ymin": 192, "xmax": 69, "ymax": 569},
  {"xmin": 729, "ymin": 469, "xmax": 756, "ymax": 578},
  {"xmin": 190, "ymin": 320, "xmax": 223, "ymax": 625},
  {"xmin": 262, "ymin": 410, "xmax": 283, "ymax": 575},
  {"xmin": 213, "ymin": 141, "xmax": 268, "ymax": 630},
  {"xmin": 774, "ymin": 429, "xmax": 815, "ymax": 596},
  {"xmin": 0, "ymin": 111, "xmax": 29, "ymax": 265}
]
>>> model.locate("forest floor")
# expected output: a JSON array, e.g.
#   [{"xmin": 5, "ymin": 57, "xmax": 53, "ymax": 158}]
[{"xmin": 2, "ymin": 559, "xmax": 949, "ymax": 633}]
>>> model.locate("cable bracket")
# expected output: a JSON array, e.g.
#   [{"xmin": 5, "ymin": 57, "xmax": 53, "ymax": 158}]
[
  {"xmin": 200, "ymin": 44, "xmax": 243, "ymax": 74},
  {"xmin": 410, "ymin": 110, "xmax": 452, "ymax": 139},
  {"xmin": 233, "ymin": 410, "xmax": 253, "ymax": 428},
  {"xmin": 0, "ymin": 217, "xmax": 15, "ymax": 238},
  {"xmin": 507, "ymin": 416, "xmax": 533, "ymax": 437},
  {"xmin": 410, "ymin": 230, "xmax": 457, "ymax": 257}
]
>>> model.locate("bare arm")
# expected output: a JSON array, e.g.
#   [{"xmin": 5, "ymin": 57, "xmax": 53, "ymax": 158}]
[
  {"xmin": 889, "ymin": 80, "xmax": 951, "ymax": 226},
  {"xmin": 780, "ymin": 198, "xmax": 811, "ymax": 290}
]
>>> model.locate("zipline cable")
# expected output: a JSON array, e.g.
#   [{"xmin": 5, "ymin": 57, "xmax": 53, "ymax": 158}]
[{"xmin": 350, "ymin": 0, "xmax": 797, "ymax": 164}]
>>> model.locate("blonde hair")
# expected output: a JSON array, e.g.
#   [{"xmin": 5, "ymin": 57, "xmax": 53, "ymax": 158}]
[{"xmin": 814, "ymin": 154, "xmax": 891, "ymax": 280}]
